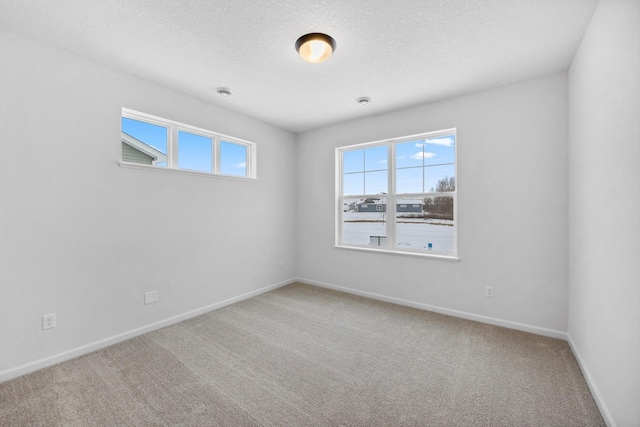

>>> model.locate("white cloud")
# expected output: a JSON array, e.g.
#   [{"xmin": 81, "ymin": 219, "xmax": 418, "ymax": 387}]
[
  {"xmin": 425, "ymin": 137, "xmax": 454, "ymax": 147},
  {"xmin": 234, "ymin": 162, "xmax": 246, "ymax": 168},
  {"xmin": 379, "ymin": 160, "xmax": 387, "ymax": 164},
  {"xmin": 411, "ymin": 151, "xmax": 436, "ymax": 160}
]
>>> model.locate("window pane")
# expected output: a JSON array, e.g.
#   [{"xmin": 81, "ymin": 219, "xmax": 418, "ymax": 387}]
[
  {"xmin": 425, "ymin": 165, "xmax": 456, "ymax": 192},
  {"xmin": 121, "ymin": 117, "xmax": 168, "ymax": 167},
  {"xmin": 178, "ymin": 131, "xmax": 212, "ymax": 173},
  {"xmin": 344, "ymin": 146, "xmax": 387, "ymax": 174},
  {"xmin": 343, "ymin": 173, "xmax": 364, "ymax": 196},
  {"xmin": 220, "ymin": 141, "xmax": 247, "ymax": 176},
  {"xmin": 423, "ymin": 135, "xmax": 455, "ymax": 166},
  {"xmin": 338, "ymin": 130, "xmax": 456, "ymax": 256},
  {"xmin": 364, "ymin": 145, "xmax": 387, "ymax": 171},
  {"xmin": 343, "ymin": 197, "xmax": 386, "ymax": 246},
  {"xmin": 396, "ymin": 139, "xmax": 425, "ymax": 169},
  {"xmin": 396, "ymin": 167, "xmax": 423, "ymax": 194},
  {"xmin": 364, "ymin": 170, "xmax": 387, "ymax": 195},
  {"xmin": 343, "ymin": 149, "xmax": 363, "ymax": 173},
  {"xmin": 343, "ymin": 147, "xmax": 387, "ymax": 195},
  {"xmin": 396, "ymin": 196, "xmax": 454, "ymax": 252}
]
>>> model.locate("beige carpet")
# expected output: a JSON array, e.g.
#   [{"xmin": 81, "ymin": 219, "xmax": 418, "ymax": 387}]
[{"xmin": 0, "ymin": 283, "xmax": 605, "ymax": 426}]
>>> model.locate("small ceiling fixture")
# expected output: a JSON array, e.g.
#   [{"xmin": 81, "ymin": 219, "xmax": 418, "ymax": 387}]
[
  {"xmin": 216, "ymin": 87, "xmax": 232, "ymax": 97},
  {"xmin": 295, "ymin": 33, "xmax": 336, "ymax": 63},
  {"xmin": 356, "ymin": 97, "xmax": 371, "ymax": 105}
]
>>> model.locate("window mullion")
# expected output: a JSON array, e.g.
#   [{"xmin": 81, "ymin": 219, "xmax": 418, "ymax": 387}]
[
  {"xmin": 336, "ymin": 149, "xmax": 344, "ymax": 247},
  {"xmin": 387, "ymin": 142, "xmax": 396, "ymax": 249},
  {"xmin": 216, "ymin": 137, "xmax": 222, "ymax": 175},
  {"xmin": 212, "ymin": 136, "xmax": 219, "ymax": 174},
  {"xmin": 167, "ymin": 125, "xmax": 178, "ymax": 169}
]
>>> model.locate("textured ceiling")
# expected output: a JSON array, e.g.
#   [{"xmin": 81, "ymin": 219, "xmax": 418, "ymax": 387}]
[{"xmin": 0, "ymin": 0, "xmax": 598, "ymax": 133}]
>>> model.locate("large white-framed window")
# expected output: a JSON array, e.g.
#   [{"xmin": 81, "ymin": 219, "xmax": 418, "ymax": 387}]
[
  {"xmin": 336, "ymin": 128, "xmax": 457, "ymax": 260},
  {"xmin": 120, "ymin": 108, "xmax": 257, "ymax": 179}
]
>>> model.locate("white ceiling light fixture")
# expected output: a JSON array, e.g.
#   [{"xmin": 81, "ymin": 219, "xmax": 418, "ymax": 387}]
[
  {"xmin": 216, "ymin": 87, "xmax": 232, "ymax": 97},
  {"xmin": 295, "ymin": 33, "xmax": 336, "ymax": 64},
  {"xmin": 356, "ymin": 97, "xmax": 371, "ymax": 105}
]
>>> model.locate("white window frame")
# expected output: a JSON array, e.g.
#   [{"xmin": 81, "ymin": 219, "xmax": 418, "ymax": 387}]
[
  {"xmin": 120, "ymin": 108, "xmax": 257, "ymax": 180},
  {"xmin": 335, "ymin": 128, "xmax": 458, "ymax": 261}
]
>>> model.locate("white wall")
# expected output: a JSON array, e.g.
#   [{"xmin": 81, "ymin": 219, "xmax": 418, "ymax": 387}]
[
  {"xmin": 4, "ymin": 8, "xmax": 637, "ymax": 425},
  {"xmin": 0, "ymin": 30, "xmax": 297, "ymax": 376},
  {"xmin": 296, "ymin": 73, "xmax": 569, "ymax": 335},
  {"xmin": 568, "ymin": 0, "xmax": 640, "ymax": 425}
]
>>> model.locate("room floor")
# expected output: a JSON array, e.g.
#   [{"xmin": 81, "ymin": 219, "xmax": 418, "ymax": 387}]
[{"xmin": 0, "ymin": 283, "xmax": 605, "ymax": 426}]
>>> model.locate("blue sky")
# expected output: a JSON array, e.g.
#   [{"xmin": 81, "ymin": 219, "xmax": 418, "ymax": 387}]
[
  {"xmin": 343, "ymin": 135, "xmax": 455, "ymax": 195},
  {"xmin": 122, "ymin": 117, "xmax": 246, "ymax": 176},
  {"xmin": 178, "ymin": 131, "xmax": 211, "ymax": 172},
  {"xmin": 220, "ymin": 141, "xmax": 247, "ymax": 176}
]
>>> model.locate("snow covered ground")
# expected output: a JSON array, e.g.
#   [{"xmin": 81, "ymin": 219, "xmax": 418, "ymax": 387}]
[{"xmin": 343, "ymin": 212, "xmax": 454, "ymax": 252}]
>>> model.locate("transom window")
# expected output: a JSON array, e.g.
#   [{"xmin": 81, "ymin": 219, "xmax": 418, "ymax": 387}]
[
  {"xmin": 337, "ymin": 129, "xmax": 457, "ymax": 259},
  {"xmin": 121, "ymin": 109, "xmax": 256, "ymax": 179}
]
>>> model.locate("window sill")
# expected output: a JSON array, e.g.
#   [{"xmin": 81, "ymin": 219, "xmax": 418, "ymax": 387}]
[
  {"xmin": 335, "ymin": 244, "xmax": 459, "ymax": 262},
  {"xmin": 118, "ymin": 161, "xmax": 257, "ymax": 181}
]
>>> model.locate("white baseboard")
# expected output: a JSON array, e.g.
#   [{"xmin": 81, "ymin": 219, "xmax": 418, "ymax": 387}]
[
  {"xmin": 567, "ymin": 335, "xmax": 616, "ymax": 427},
  {"xmin": 298, "ymin": 277, "xmax": 568, "ymax": 340},
  {"xmin": 3, "ymin": 277, "xmax": 612, "ymax": 425},
  {"xmin": 0, "ymin": 278, "xmax": 296, "ymax": 384}
]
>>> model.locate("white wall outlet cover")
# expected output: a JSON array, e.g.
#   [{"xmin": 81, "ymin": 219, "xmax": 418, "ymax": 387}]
[
  {"xmin": 42, "ymin": 313, "xmax": 56, "ymax": 330},
  {"xmin": 144, "ymin": 290, "xmax": 158, "ymax": 305}
]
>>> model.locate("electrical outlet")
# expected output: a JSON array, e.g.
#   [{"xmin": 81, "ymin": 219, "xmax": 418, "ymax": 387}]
[
  {"xmin": 485, "ymin": 286, "xmax": 494, "ymax": 298},
  {"xmin": 43, "ymin": 313, "xmax": 56, "ymax": 330},
  {"xmin": 144, "ymin": 290, "xmax": 158, "ymax": 305},
  {"xmin": 278, "ymin": 260, "xmax": 284, "ymax": 270}
]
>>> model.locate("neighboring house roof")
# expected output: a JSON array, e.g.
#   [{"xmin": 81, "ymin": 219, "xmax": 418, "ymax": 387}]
[
  {"xmin": 121, "ymin": 131, "xmax": 167, "ymax": 164},
  {"xmin": 357, "ymin": 198, "xmax": 383, "ymax": 204}
]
